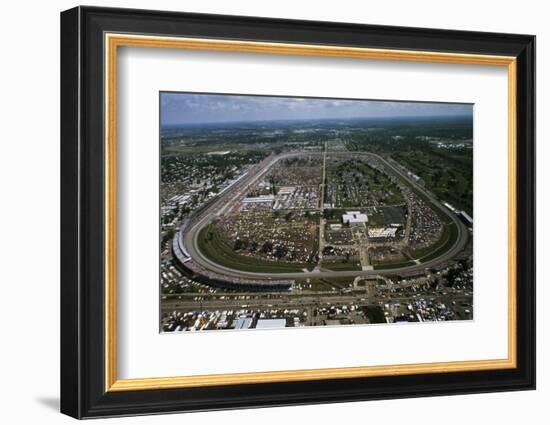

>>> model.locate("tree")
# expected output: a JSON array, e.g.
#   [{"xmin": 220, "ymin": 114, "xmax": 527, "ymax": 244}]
[
  {"xmin": 233, "ymin": 239, "xmax": 247, "ymax": 251},
  {"xmin": 161, "ymin": 229, "xmax": 176, "ymax": 249},
  {"xmin": 261, "ymin": 241, "xmax": 273, "ymax": 253},
  {"xmin": 274, "ymin": 245, "xmax": 287, "ymax": 258}
]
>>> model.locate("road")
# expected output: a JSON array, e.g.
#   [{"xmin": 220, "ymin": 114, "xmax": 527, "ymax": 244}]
[
  {"xmin": 179, "ymin": 151, "xmax": 469, "ymax": 281},
  {"xmin": 161, "ymin": 293, "xmax": 472, "ymax": 313},
  {"xmin": 317, "ymin": 141, "xmax": 328, "ymax": 265}
]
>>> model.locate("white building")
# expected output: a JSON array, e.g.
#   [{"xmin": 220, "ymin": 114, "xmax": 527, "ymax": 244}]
[
  {"xmin": 459, "ymin": 210, "xmax": 473, "ymax": 226},
  {"xmin": 234, "ymin": 317, "xmax": 253, "ymax": 329},
  {"xmin": 368, "ymin": 227, "xmax": 398, "ymax": 239},
  {"xmin": 342, "ymin": 211, "xmax": 368, "ymax": 227},
  {"xmin": 444, "ymin": 202, "xmax": 457, "ymax": 213},
  {"xmin": 277, "ymin": 186, "xmax": 295, "ymax": 195},
  {"xmin": 255, "ymin": 318, "xmax": 287, "ymax": 329},
  {"xmin": 242, "ymin": 194, "xmax": 275, "ymax": 204}
]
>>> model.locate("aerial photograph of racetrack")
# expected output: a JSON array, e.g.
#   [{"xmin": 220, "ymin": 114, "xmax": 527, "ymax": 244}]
[{"xmin": 160, "ymin": 92, "xmax": 474, "ymax": 332}]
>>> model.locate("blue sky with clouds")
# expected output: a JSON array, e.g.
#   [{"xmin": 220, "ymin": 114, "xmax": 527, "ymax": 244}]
[{"xmin": 160, "ymin": 92, "xmax": 472, "ymax": 126}]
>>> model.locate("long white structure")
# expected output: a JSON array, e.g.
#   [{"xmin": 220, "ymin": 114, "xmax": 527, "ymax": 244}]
[
  {"xmin": 242, "ymin": 194, "xmax": 275, "ymax": 204},
  {"xmin": 255, "ymin": 318, "xmax": 287, "ymax": 329},
  {"xmin": 342, "ymin": 211, "xmax": 368, "ymax": 227}
]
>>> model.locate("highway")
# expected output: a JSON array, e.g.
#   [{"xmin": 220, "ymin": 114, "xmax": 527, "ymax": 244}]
[
  {"xmin": 161, "ymin": 292, "xmax": 473, "ymax": 315},
  {"xmin": 179, "ymin": 151, "xmax": 469, "ymax": 282}
]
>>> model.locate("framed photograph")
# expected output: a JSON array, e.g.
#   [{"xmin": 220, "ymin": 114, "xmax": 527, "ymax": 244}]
[{"xmin": 60, "ymin": 6, "xmax": 535, "ymax": 419}]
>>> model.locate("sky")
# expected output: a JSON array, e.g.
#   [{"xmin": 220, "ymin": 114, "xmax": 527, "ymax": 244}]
[{"xmin": 160, "ymin": 92, "xmax": 472, "ymax": 126}]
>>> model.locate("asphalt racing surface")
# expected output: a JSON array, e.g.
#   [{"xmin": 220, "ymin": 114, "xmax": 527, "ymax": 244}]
[{"xmin": 180, "ymin": 152, "xmax": 469, "ymax": 280}]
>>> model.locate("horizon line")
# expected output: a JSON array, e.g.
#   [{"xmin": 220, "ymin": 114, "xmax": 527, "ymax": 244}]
[{"xmin": 161, "ymin": 113, "xmax": 473, "ymax": 129}]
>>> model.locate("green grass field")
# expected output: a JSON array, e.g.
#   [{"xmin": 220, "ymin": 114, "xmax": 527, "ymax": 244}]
[
  {"xmin": 164, "ymin": 144, "xmax": 249, "ymax": 154},
  {"xmin": 320, "ymin": 260, "xmax": 362, "ymax": 272},
  {"xmin": 373, "ymin": 260, "xmax": 416, "ymax": 270},
  {"xmin": 366, "ymin": 211, "xmax": 385, "ymax": 226}
]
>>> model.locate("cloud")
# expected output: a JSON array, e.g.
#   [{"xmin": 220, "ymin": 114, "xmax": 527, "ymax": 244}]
[{"xmin": 160, "ymin": 92, "xmax": 472, "ymax": 126}]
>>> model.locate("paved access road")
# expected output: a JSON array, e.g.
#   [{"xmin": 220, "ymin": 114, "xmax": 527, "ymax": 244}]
[
  {"xmin": 161, "ymin": 293, "xmax": 473, "ymax": 315},
  {"xmin": 180, "ymin": 151, "xmax": 469, "ymax": 281}
]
